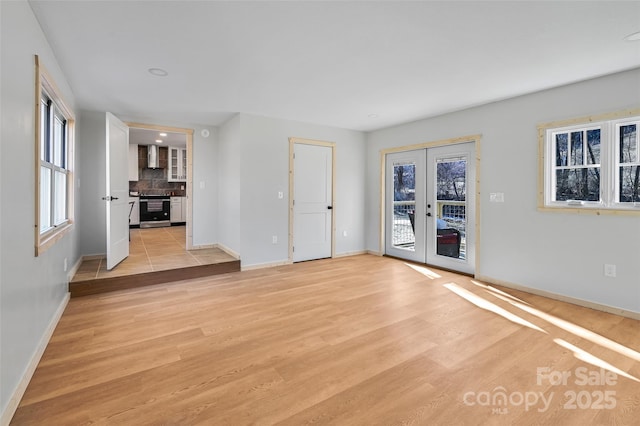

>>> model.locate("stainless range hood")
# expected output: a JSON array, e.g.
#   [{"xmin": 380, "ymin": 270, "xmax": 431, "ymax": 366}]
[{"xmin": 147, "ymin": 145, "xmax": 159, "ymax": 168}]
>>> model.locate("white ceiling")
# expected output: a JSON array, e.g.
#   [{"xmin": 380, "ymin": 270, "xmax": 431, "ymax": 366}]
[
  {"xmin": 29, "ymin": 1, "xmax": 640, "ymax": 132},
  {"xmin": 129, "ymin": 127, "xmax": 186, "ymax": 148}
]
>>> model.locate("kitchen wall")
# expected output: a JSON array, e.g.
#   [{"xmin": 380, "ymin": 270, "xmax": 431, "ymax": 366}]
[
  {"xmin": 365, "ymin": 68, "xmax": 640, "ymax": 314},
  {"xmin": 0, "ymin": 1, "xmax": 79, "ymax": 421},
  {"xmin": 217, "ymin": 113, "xmax": 367, "ymax": 268},
  {"xmin": 129, "ymin": 146, "xmax": 185, "ymax": 196}
]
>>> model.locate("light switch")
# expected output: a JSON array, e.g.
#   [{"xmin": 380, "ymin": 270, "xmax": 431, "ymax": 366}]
[
  {"xmin": 199, "ymin": 181, "xmax": 205, "ymax": 189},
  {"xmin": 490, "ymin": 192, "xmax": 505, "ymax": 203},
  {"xmin": 278, "ymin": 191, "xmax": 284, "ymax": 199}
]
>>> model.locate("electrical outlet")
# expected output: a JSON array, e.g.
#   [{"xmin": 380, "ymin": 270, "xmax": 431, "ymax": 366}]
[
  {"xmin": 272, "ymin": 236, "xmax": 278, "ymax": 244},
  {"xmin": 604, "ymin": 264, "xmax": 616, "ymax": 277},
  {"xmin": 343, "ymin": 230, "xmax": 348, "ymax": 237}
]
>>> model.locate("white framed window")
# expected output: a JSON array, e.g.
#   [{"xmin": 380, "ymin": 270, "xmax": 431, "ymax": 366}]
[
  {"xmin": 616, "ymin": 121, "xmax": 640, "ymax": 205},
  {"xmin": 35, "ymin": 55, "xmax": 75, "ymax": 255},
  {"xmin": 539, "ymin": 109, "xmax": 640, "ymax": 214}
]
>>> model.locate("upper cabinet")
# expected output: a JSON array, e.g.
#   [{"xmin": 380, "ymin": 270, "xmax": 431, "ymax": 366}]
[
  {"xmin": 128, "ymin": 144, "xmax": 139, "ymax": 181},
  {"xmin": 168, "ymin": 146, "xmax": 187, "ymax": 182}
]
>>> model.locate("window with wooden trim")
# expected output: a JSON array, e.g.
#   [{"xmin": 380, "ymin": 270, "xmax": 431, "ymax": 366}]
[
  {"xmin": 539, "ymin": 110, "xmax": 640, "ymax": 213},
  {"xmin": 35, "ymin": 56, "xmax": 75, "ymax": 255}
]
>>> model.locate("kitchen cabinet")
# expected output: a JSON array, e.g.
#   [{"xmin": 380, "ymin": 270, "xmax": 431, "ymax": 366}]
[
  {"xmin": 128, "ymin": 144, "xmax": 139, "ymax": 181},
  {"xmin": 168, "ymin": 147, "xmax": 187, "ymax": 182},
  {"xmin": 170, "ymin": 196, "xmax": 183, "ymax": 223},
  {"xmin": 128, "ymin": 197, "xmax": 140, "ymax": 226}
]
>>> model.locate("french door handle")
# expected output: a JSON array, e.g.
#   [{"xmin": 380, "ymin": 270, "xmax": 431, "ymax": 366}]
[
  {"xmin": 426, "ymin": 212, "xmax": 432, "ymax": 217},
  {"xmin": 102, "ymin": 196, "xmax": 119, "ymax": 201},
  {"xmin": 327, "ymin": 206, "xmax": 333, "ymax": 210}
]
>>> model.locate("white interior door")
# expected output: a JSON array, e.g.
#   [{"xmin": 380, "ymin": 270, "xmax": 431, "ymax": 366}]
[
  {"xmin": 385, "ymin": 150, "xmax": 425, "ymax": 262},
  {"xmin": 105, "ymin": 112, "xmax": 129, "ymax": 270},
  {"xmin": 426, "ymin": 143, "xmax": 476, "ymax": 274},
  {"xmin": 293, "ymin": 143, "xmax": 333, "ymax": 262}
]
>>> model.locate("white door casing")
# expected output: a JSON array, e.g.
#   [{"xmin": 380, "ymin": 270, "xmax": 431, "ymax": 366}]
[
  {"xmin": 291, "ymin": 140, "xmax": 334, "ymax": 262},
  {"xmin": 105, "ymin": 112, "xmax": 129, "ymax": 270}
]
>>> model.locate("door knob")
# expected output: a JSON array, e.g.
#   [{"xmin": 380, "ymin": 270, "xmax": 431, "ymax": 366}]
[{"xmin": 327, "ymin": 206, "xmax": 333, "ymax": 210}]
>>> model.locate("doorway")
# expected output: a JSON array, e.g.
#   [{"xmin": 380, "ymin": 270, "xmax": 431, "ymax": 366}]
[
  {"xmin": 126, "ymin": 122, "xmax": 194, "ymax": 251},
  {"xmin": 384, "ymin": 141, "xmax": 477, "ymax": 274},
  {"xmin": 289, "ymin": 138, "xmax": 335, "ymax": 262}
]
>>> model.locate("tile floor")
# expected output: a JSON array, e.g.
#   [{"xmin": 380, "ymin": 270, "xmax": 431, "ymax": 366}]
[{"xmin": 71, "ymin": 226, "xmax": 237, "ymax": 282}]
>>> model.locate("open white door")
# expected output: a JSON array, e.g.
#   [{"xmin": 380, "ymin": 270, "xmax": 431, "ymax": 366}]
[
  {"xmin": 292, "ymin": 142, "xmax": 333, "ymax": 262},
  {"xmin": 105, "ymin": 112, "xmax": 129, "ymax": 270}
]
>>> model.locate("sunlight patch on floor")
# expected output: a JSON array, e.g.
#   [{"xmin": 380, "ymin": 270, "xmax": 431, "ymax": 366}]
[
  {"xmin": 443, "ymin": 283, "xmax": 546, "ymax": 333},
  {"xmin": 553, "ymin": 338, "xmax": 640, "ymax": 383},
  {"xmin": 480, "ymin": 286, "xmax": 640, "ymax": 364},
  {"xmin": 404, "ymin": 263, "xmax": 442, "ymax": 279}
]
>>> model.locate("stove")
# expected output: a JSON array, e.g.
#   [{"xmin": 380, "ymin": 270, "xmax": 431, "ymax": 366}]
[{"xmin": 139, "ymin": 195, "xmax": 171, "ymax": 227}]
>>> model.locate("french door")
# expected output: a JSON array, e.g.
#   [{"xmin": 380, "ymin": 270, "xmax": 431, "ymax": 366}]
[
  {"xmin": 385, "ymin": 142, "xmax": 476, "ymax": 274},
  {"xmin": 385, "ymin": 150, "xmax": 425, "ymax": 262}
]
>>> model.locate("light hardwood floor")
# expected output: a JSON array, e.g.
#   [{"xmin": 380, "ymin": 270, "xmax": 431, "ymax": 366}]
[{"xmin": 12, "ymin": 255, "xmax": 640, "ymax": 425}]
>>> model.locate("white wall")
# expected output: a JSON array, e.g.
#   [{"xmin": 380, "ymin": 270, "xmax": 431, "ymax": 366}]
[
  {"xmin": 366, "ymin": 68, "xmax": 640, "ymax": 314},
  {"xmin": 217, "ymin": 114, "xmax": 243, "ymax": 253},
  {"xmin": 0, "ymin": 1, "xmax": 78, "ymax": 419},
  {"xmin": 218, "ymin": 113, "xmax": 367, "ymax": 267}
]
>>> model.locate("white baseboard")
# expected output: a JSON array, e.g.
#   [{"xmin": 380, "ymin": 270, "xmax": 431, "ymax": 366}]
[
  {"xmin": 215, "ymin": 243, "xmax": 240, "ymax": 260},
  {"xmin": 67, "ymin": 257, "xmax": 83, "ymax": 282},
  {"xmin": 334, "ymin": 250, "xmax": 368, "ymax": 258},
  {"xmin": 241, "ymin": 260, "xmax": 292, "ymax": 271},
  {"xmin": 191, "ymin": 243, "xmax": 216, "ymax": 250},
  {"xmin": 242, "ymin": 251, "xmax": 371, "ymax": 271},
  {"xmin": 476, "ymin": 275, "xmax": 640, "ymax": 321},
  {"xmin": 82, "ymin": 254, "xmax": 105, "ymax": 261},
  {"xmin": 1, "ymin": 292, "xmax": 70, "ymax": 426},
  {"xmin": 367, "ymin": 250, "xmax": 383, "ymax": 256}
]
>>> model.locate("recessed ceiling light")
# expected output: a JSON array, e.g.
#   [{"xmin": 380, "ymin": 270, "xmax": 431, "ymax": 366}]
[
  {"xmin": 159, "ymin": 133, "xmax": 167, "ymax": 137},
  {"xmin": 148, "ymin": 68, "xmax": 168, "ymax": 77},
  {"xmin": 155, "ymin": 139, "xmax": 163, "ymax": 143},
  {"xmin": 624, "ymin": 31, "xmax": 640, "ymax": 41}
]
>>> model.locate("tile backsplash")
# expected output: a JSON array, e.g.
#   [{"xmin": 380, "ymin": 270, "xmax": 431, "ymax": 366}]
[{"xmin": 129, "ymin": 146, "xmax": 185, "ymax": 196}]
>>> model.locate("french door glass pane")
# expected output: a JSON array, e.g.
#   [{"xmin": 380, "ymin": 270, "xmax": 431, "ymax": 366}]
[
  {"xmin": 392, "ymin": 162, "xmax": 415, "ymax": 250},
  {"xmin": 435, "ymin": 157, "xmax": 466, "ymax": 260},
  {"xmin": 40, "ymin": 167, "xmax": 52, "ymax": 232}
]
